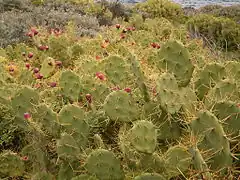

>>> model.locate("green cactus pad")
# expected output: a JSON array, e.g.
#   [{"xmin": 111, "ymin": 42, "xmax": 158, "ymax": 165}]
[
  {"xmin": 81, "ymin": 75, "xmax": 110, "ymax": 104},
  {"xmin": 157, "ymin": 119, "xmax": 182, "ymax": 140},
  {"xmin": 103, "ymin": 55, "xmax": 132, "ymax": 86},
  {"xmin": 32, "ymin": 172, "xmax": 54, "ymax": 180},
  {"xmin": 138, "ymin": 153, "xmax": 165, "ymax": 173},
  {"xmin": 191, "ymin": 110, "xmax": 232, "ymax": 170},
  {"xmin": 11, "ymin": 86, "xmax": 39, "ymax": 129},
  {"xmin": 156, "ymin": 73, "xmax": 182, "ymax": 114},
  {"xmin": 85, "ymin": 149, "xmax": 125, "ymax": 180},
  {"xmin": 180, "ymin": 87, "xmax": 198, "ymax": 116},
  {"xmin": 58, "ymin": 104, "xmax": 89, "ymax": 148},
  {"xmin": 134, "ymin": 173, "xmax": 166, "ymax": 180},
  {"xmin": 57, "ymin": 133, "xmax": 80, "ymax": 159},
  {"xmin": 225, "ymin": 61, "xmax": 240, "ymax": 84},
  {"xmin": 59, "ymin": 70, "xmax": 81, "ymax": 102},
  {"xmin": 130, "ymin": 55, "xmax": 150, "ymax": 102},
  {"xmin": 71, "ymin": 175, "xmax": 98, "ymax": 180},
  {"xmin": 204, "ymin": 79, "xmax": 239, "ymax": 108},
  {"xmin": 18, "ymin": 69, "xmax": 35, "ymax": 85},
  {"xmin": 129, "ymin": 120, "xmax": 157, "ymax": 154},
  {"xmin": 33, "ymin": 104, "xmax": 60, "ymax": 138},
  {"xmin": 156, "ymin": 40, "xmax": 194, "ymax": 87},
  {"xmin": 194, "ymin": 63, "xmax": 226, "ymax": 100},
  {"xmin": 40, "ymin": 57, "xmax": 56, "ymax": 78},
  {"xmin": 164, "ymin": 146, "xmax": 192, "ymax": 178},
  {"xmin": 213, "ymin": 101, "xmax": 240, "ymax": 138},
  {"xmin": 103, "ymin": 90, "xmax": 138, "ymax": 122},
  {"xmin": 189, "ymin": 147, "xmax": 212, "ymax": 179},
  {"xmin": 0, "ymin": 151, "xmax": 25, "ymax": 178}
]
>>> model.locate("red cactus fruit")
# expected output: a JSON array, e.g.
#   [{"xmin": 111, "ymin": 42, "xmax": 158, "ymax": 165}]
[
  {"xmin": 28, "ymin": 52, "xmax": 33, "ymax": 58},
  {"xmin": 116, "ymin": 24, "xmax": 121, "ymax": 29},
  {"xmin": 35, "ymin": 73, "xmax": 43, "ymax": 79},
  {"xmin": 24, "ymin": 112, "xmax": 31, "ymax": 120},
  {"xmin": 33, "ymin": 68, "xmax": 39, "ymax": 74},
  {"xmin": 150, "ymin": 42, "xmax": 157, "ymax": 48},
  {"xmin": 55, "ymin": 61, "xmax": 62, "ymax": 67},
  {"xmin": 124, "ymin": 87, "xmax": 131, "ymax": 93},
  {"xmin": 96, "ymin": 55, "xmax": 101, "ymax": 60},
  {"xmin": 156, "ymin": 44, "xmax": 161, "ymax": 49},
  {"xmin": 96, "ymin": 72, "xmax": 105, "ymax": 80},
  {"xmin": 49, "ymin": 82, "xmax": 57, "ymax": 87},
  {"xmin": 85, "ymin": 94, "xmax": 92, "ymax": 103},
  {"xmin": 25, "ymin": 63, "xmax": 30, "ymax": 69},
  {"xmin": 21, "ymin": 156, "xmax": 29, "ymax": 161}
]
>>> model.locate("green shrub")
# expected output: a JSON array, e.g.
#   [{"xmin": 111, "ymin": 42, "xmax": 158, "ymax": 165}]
[
  {"xmin": 199, "ymin": 4, "xmax": 240, "ymax": 22},
  {"xmin": 187, "ymin": 14, "xmax": 240, "ymax": 51},
  {"xmin": 134, "ymin": 0, "xmax": 185, "ymax": 23}
]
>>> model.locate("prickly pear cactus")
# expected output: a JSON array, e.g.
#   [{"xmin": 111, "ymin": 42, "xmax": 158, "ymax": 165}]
[
  {"xmin": 134, "ymin": 173, "xmax": 167, "ymax": 180},
  {"xmin": 156, "ymin": 40, "xmax": 194, "ymax": 87},
  {"xmin": 189, "ymin": 146, "xmax": 212, "ymax": 179},
  {"xmin": 71, "ymin": 175, "xmax": 98, "ymax": 180},
  {"xmin": 138, "ymin": 153, "xmax": 165, "ymax": 173},
  {"xmin": 33, "ymin": 104, "xmax": 60, "ymax": 138},
  {"xmin": 130, "ymin": 55, "xmax": 150, "ymax": 102},
  {"xmin": 204, "ymin": 79, "xmax": 239, "ymax": 108},
  {"xmin": 156, "ymin": 73, "xmax": 182, "ymax": 114},
  {"xmin": 129, "ymin": 120, "xmax": 157, "ymax": 154},
  {"xmin": 191, "ymin": 110, "xmax": 232, "ymax": 170},
  {"xmin": 57, "ymin": 133, "xmax": 80, "ymax": 159},
  {"xmin": 11, "ymin": 86, "xmax": 39, "ymax": 129},
  {"xmin": 59, "ymin": 70, "xmax": 81, "ymax": 102},
  {"xmin": 225, "ymin": 61, "xmax": 240, "ymax": 84},
  {"xmin": 213, "ymin": 101, "xmax": 240, "ymax": 139},
  {"xmin": 32, "ymin": 172, "xmax": 54, "ymax": 180},
  {"xmin": 85, "ymin": 149, "xmax": 125, "ymax": 180},
  {"xmin": 194, "ymin": 63, "xmax": 226, "ymax": 100},
  {"xmin": 103, "ymin": 55, "xmax": 132, "ymax": 86},
  {"xmin": 58, "ymin": 104, "xmax": 89, "ymax": 148},
  {"xmin": 164, "ymin": 146, "xmax": 192, "ymax": 178},
  {"xmin": 103, "ymin": 90, "xmax": 138, "ymax": 122},
  {"xmin": 39, "ymin": 57, "xmax": 56, "ymax": 78},
  {"xmin": 0, "ymin": 150, "xmax": 25, "ymax": 178},
  {"xmin": 180, "ymin": 87, "xmax": 198, "ymax": 116}
]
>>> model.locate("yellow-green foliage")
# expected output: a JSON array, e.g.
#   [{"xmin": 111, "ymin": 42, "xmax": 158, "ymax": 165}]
[
  {"xmin": 187, "ymin": 14, "xmax": 240, "ymax": 51},
  {"xmin": 134, "ymin": 0, "xmax": 184, "ymax": 22}
]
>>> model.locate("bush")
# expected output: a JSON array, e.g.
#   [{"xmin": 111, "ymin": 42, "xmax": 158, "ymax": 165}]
[
  {"xmin": 0, "ymin": 2, "xmax": 100, "ymax": 47},
  {"xmin": 199, "ymin": 4, "xmax": 240, "ymax": 22},
  {"xmin": 187, "ymin": 14, "xmax": 240, "ymax": 51},
  {"xmin": 134, "ymin": 0, "xmax": 185, "ymax": 23}
]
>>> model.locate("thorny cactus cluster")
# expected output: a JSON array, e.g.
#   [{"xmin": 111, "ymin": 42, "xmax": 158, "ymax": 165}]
[{"xmin": 0, "ymin": 15, "xmax": 239, "ymax": 180}]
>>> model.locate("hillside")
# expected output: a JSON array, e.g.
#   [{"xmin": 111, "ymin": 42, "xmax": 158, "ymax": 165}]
[{"xmin": 0, "ymin": 0, "xmax": 240, "ymax": 179}]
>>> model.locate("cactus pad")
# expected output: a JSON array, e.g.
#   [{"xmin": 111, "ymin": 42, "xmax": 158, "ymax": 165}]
[
  {"xmin": 85, "ymin": 149, "xmax": 125, "ymax": 180},
  {"xmin": 191, "ymin": 110, "xmax": 232, "ymax": 170},
  {"xmin": 156, "ymin": 73, "xmax": 182, "ymax": 114},
  {"xmin": 57, "ymin": 133, "xmax": 80, "ymax": 159},
  {"xmin": 103, "ymin": 55, "xmax": 132, "ymax": 86},
  {"xmin": 103, "ymin": 90, "xmax": 138, "ymax": 122},
  {"xmin": 40, "ymin": 57, "xmax": 56, "ymax": 78},
  {"xmin": 0, "ymin": 150, "xmax": 25, "ymax": 178},
  {"xmin": 194, "ymin": 63, "xmax": 226, "ymax": 100},
  {"xmin": 164, "ymin": 146, "xmax": 192, "ymax": 178},
  {"xmin": 213, "ymin": 101, "xmax": 240, "ymax": 138},
  {"xmin": 11, "ymin": 86, "xmax": 39, "ymax": 129},
  {"xmin": 205, "ymin": 79, "xmax": 239, "ymax": 108},
  {"xmin": 59, "ymin": 71, "xmax": 81, "ymax": 102},
  {"xmin": 58, "ymin": 104, "xmax": 89, "ymax": 148},
  {"xmin": 156, "ymin": 40, "xmax": 194, "ymax": 87},
  {"xmin": 129, "ymin": 120, "xmax": 157, "ymax": 154},
  {"xmin": 134, "ymin": 173, "xmax": 166, "ymax": 180}
]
